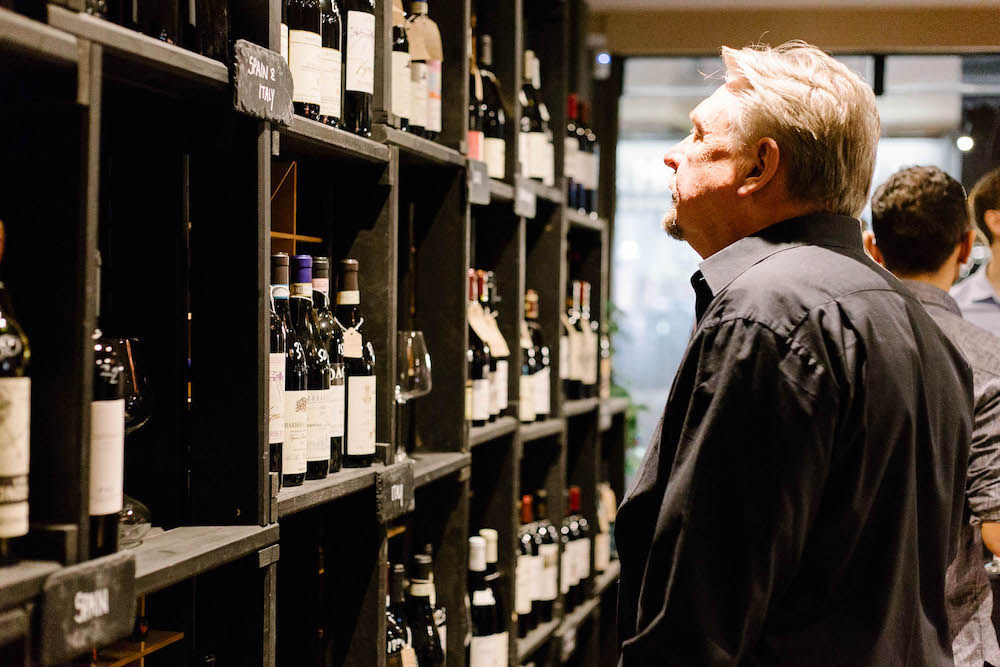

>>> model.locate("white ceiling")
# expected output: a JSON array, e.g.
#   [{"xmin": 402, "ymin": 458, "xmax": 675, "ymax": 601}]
[{"xmin": 590, "ymin": 0, "xmax": 999, "ymax": 9}]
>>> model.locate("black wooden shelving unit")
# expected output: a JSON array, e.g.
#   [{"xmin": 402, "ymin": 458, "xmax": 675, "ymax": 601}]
[{"xmin": 0, "ymin": 0, "xmax": 627, "ymax": 664}]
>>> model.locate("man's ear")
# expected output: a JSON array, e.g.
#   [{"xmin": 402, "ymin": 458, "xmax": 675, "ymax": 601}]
[
  {"xmin": 736, "ymin": 137, "xmax": 780, "ymax": 198},
  {"xmin": 985, "ymin": 210, "xmax": 1000, "ymax": 241},
  {"xmin": 957, "ymin": 229, "xmax": 976, "ymax": 265},
  {"xmin": 862, "ymin": 230, "xmax": 884, "ymax": 266}
]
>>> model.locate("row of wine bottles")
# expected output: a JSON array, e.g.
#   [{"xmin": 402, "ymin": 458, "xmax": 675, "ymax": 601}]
[
  {"xmin": 386, "ymin": 544, "xmax": 450, "ymax": 667},
  {"xmin": 269, "ymin": 253, "xmax": 377, "ymax": 489},
  {"xmin": 561, "ymin": 280, "xmax": 603, "ymax": 401},
  {"xmin": 465, "ymin": 269, "xmax": 510, "ymax": 427},
  {"xmin": 566, "ymin": 94, "xmax": 600, "ymax": 216}
]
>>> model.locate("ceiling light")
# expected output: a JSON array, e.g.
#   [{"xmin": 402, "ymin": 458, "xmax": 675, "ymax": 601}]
[{"xmin": 957, "ymin": 135, "xmax": 975, "ymax": 152}]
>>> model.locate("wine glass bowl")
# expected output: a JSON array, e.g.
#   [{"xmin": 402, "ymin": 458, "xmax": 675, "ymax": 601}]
[{"xmin": 396, "ymin": 331, "xmax": 432, "ymax": 403}]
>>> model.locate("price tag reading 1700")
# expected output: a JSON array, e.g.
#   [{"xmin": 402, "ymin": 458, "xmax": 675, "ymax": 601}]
[{"xmin": 232, "ymin": 39, "xmax": 294, "ymax": 126}]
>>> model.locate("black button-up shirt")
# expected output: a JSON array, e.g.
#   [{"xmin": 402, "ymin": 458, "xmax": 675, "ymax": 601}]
[{"xmin": 616, "ymin": 213, "xmax": 974, "ymax": 665}]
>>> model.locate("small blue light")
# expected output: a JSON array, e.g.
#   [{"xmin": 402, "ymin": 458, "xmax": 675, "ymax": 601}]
[{"xmin": 596, "ymin": 52, "xmax": 611, "ymax": 65}]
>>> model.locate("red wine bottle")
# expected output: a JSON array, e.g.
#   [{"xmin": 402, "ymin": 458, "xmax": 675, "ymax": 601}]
[
  {"xmin": 337, "ymin": 260, "xmax": 376, "ymax": 468},
  {"xmin": 269, "ymin": 257, "xmax": 287, "ymax": 489},
  {"xmin": 288, "ymin": 0, "xmax": 322, "ymax": 120},
  {"xmin": 342, "ymin": 0, "xmax": 375, "ymax": 136},
  {"xmin": 318, "ymin": 0, "xmax": 343, "ymax": 127},
  {"xmin": 90, "ymin": 333, "xmax": 124, "ymax": 557},
  {"xmin": 273, "ymin": 254, "xmax": 307, "ymax": 487}
]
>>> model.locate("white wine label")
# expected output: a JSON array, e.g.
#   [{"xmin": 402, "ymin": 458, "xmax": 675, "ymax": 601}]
[
  {"xmin": 268, "ymin": 353, "xmax": 285, "ymax": 444},
  {"xmin": 528, "ymin": 132, "xmax": 548, "ymax": 181},
  {"xmin": 289, "ymin": 29, "xmax": 322, "ymax": 105},
  {"xmin": 482, "ymin": 310, "xmax": 510, "ymax": 357},
  {"xmin": 89, "ymin": 398, "xmax": 125, "ymax": 516},
  {"xmin": 280, "ymin": 22, "xmax": 289, "ymax": 63},
  {"xmin": 518, "ymin": 132, "xmax": 530, "ymax": 177},
  {"xmin": 483, "ymin": 138, "xmax": 505, "ymax": 180},
  {"xmin": 272, "ymin": 284, "xmax": 290, "ymax": 300},
  {"xmin": 579, "ymin": 536, "xmax": 591, "ymax": 581},
  {"xmin": 539, "ymin": 543, "xmax": 558, "ymax": 601},
  {"xmin": 495, "ymin": 360, "xmax": 508, "ymax": 410},
  {"xmin": 488, "ymin": 370, "xmax": 500, "ymax": 417},
  {"xmin": 472, "ymin": 378, "xmax": 490, "ymax": 422},
  {"xmin": 347, "ymin": 375, "xmax": 376, "ymax": 455},
  {"xmin": 331, "ymin": 382, "xmax": 345, "ymax": 438},
  {"xmin": 312, "ymin": 278, "xmax": 330, "ymax": 298},
  {"xmin": 529, "ymin": 554, "xmax": 543, "ymax": 603},
  {"xmin": 565, "ymin": 137, "xmax": 580, "ymax": 182},
  {"xmin": 307, "ymin": 389, "xmax": 333, "ymax": 461},
  {"xmin": 581, "ymin": 322, "xmax": 598, "ymax": 385},
  {"xmin": 560, "ymin": 545, "xmax": 572, "ymax": 595},
  {"xmin": 533, "ymin": 366, "xmax": 550, "ymax": 416},
  {"xmin": 319, "ymin": 48, "xmax": 342, "ymax": 118},
  {"xmin": 518, "ymin": 373, "xmax": 535, "ymax": 423},
  {"xmin": 595, "ymin": 533, "xmax": 610, "ymax": 571},
  {"xmin": 0, "ymin": 376, "xmax": 29, "ymax": 538},
  {"xmin": 336, "ymin": 290, "xmax": 360, "ymax": 305},
  {"xmin": 400, "ymin": 647, "xmax": 418, "ymax": 667},
  {"xmin": 346, "ymin": 11, "xmax": 375, "ymax": 95},
  {"xmin": 469, "ymin": 636, "xmax": 494, "ymax": 667},
  {"xmin": 343, "ymin": 328, "xmax": 363, "ymax": 358},
  {"xmin": 392, "ymin": 51, "xmax": 411, "ymax": 120},
  {"xmin": 427, "ymin": 59, "xmax": 442, "ymax": 133},
  {"xmin": 283, "ymin": 390, "xmax": 308, "ymax": 474},
  {"xmin": 559, "ymin": 334, "xmax": 570, "ymax": 380},
  {"xmin": 290, "ymin": 281, "xmax": 312, "ymax": 299},
  {"xmin": 570, "ymin": 539, "xmax": 581, "ymax": 585},
  {"xmin": 410, "ymin": 61, "xmax": 429, "ymax": 128},
  {"xmin": 515, "ymin": 554, "xmax": 532, "ymax": 614},
  {"xmin": 465, "ymin": 382, "xmax": 473, "ymax": 421},
  {"xmin": 435, "ymin": 615, "xmax": 447, "ymax": 657},
  {"xmin": 495, "ymin": 631, "xmax": 509, "ymax": 667}
]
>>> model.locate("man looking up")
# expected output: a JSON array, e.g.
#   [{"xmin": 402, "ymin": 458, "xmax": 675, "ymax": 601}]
[
  {"xmin": 864, "ymin": 165, "xmax": 1000, "ymax": 667},
  {"xmin": 952, "ymin": 167, "xmax": 1000, "ymax": 332},
  {"xmin": 616, "ymin": 41, "xmax": 973, "ymax": 665}
]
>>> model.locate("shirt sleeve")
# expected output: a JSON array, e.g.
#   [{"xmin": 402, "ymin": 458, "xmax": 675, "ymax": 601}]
[
  {"xmin": 967, "ymin": 370, "xmax": 1000, "ymax": 523},
  {"xmin": 620, "ymin": 317, "xmax": 838, "ymax": 665}
]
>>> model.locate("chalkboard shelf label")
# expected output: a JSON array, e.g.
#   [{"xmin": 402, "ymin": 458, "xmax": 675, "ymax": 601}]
[{"xmin": 232, "ymin": 39, "xmax": 294, "ymax": 126}]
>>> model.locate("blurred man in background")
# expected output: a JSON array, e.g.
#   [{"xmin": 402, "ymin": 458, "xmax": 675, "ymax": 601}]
[
  {"xmin": 953, "ymin": 167, "xmax": 1000, "ymax": 332},
  {"xmin": 865, "ymin": 165, "xmax": 1000, "ymax": 667},
  {"xmin": 616, "ymin": 41, "xmax": 973, "ymax": 665}
]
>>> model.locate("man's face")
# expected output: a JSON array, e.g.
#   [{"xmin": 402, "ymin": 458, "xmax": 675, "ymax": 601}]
[{"xmin": 662, "ymin": 85, "xmax": 748, "ymax": 248}]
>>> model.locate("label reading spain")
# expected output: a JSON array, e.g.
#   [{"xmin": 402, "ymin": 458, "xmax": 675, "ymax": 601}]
[
  {"xmin": 40, "ymin": 551, "xmax": 136, "ymax": 665},
  {"xmin": 232, "ymin": 39, "xmax": 294, "ymax": 126}
]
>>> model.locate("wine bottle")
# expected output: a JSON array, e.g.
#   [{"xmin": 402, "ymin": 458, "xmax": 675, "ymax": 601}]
[
  {"xmin": 519, "ymin": 51, "xmax": 552, "ymax": 184},
  {"xmin": 288, "ymin": 0, "xmax": 322, "ymax": 120},
  {"xmin": 581, "ymin": 102, "xmax": 599, "ymax": 215},
  {"xmin": 534, "ymin": 489, "xmax": 558, "ymax": 622},
  {"xmin": 273, "ymin": 254, "xmax": 307, "ymax": 487},
  {"xmin": 318, "ymin": 0, "xmax": 343, "ymax": 128},
  {"xmin": 280, "ymin": 0, "xmax": 289, "ymax": 63},
  {"xmin": 408, "ymin": 554, "xmax": 445, "ymax": 666},
  {"xmin": 516, "ymin": 495, "xmax": 538, "ymax": 637},
  {"xmin": 406, "ymin": 1, "xmax": 441, "ymax": 140},
  {"xmin": 477, "ymin": 35, "xmax": 506, "ymax": 180},
  {"xmin": 0, "ymin": 232, "xmax": 29, "ymax": 556},
  {"xmin": 476, "ymin": 271, "xmax": 498, "ymax": 422},
  {"xmin": 90, "ymin": 333, "xmax": 124, "ymax": 557},
  {"xmin": 467, "ymin": 269, "xmax": 491, "ymax": 428},
  {"xmin": 269, "ymin": 260, "xmax": 287, "ymax": 489},
  {"xmin": 404, "ymin": 2, "xmax": 427, "ymax": 137},
  {"xmin": 569, "ymin": 486, "xmax": 590, "ymax": 604},
  {"xmin": 580, "ymin": 281, "xmax": 598, "ymax": 398},
  {"xmin": 599, "ymin": 332, "xmax": 611, "ymax": 399},
  {"xmin": 559, "ymin": 512, "xmax": 575, "ymax": 612},
  {"xmin": 468, "ymin": 536, "xmax": 500, "ymax": 667},
  {"xmin": 312, "ymin": 258, "xmax": 343, "ymax": 473},
  {"xmin": 290, "ymin": 256, "xmax": 331, "ymax": 480},
  {"xmin": 388, "ymin": 563, "xmax": 417, "ymax": 665},
  {"xmin": 565, "ymin": 281, "xmax": 584, "ymax": 400},
  {"xmin": 423, "ymin": 544, "xmax": 448, "ymax": 655},
  {"xmin": 566, "ymin": 94, "xmax": 581, "ymax": 210},
  {"xmin": 484, "ymin": 272, "xmax": 508, "ymax": 417},
  {"xmin": 479, "ymin": 528, "xmax": 508, "ymax": 666},
  {"xmin": 525, "ymin": 289, "xmax": 550, "ymax": 420},
  {"xmin": 337, "ymin": 259, "xmax": 376, "ymax": 468},
  {"xmin": 343, "ymin": 0, "xmax": 376, "ymax": 136},
  {"xmin": 518, "ymin": 315, "xmax": 536, "ymax": 424},
  {"xmin": 467, "ymin": 39, "xmax": 484, "ymax": 162},
  {"xmin": 391, "ymin": 0, "xmax": 411, "ymax": 130}
]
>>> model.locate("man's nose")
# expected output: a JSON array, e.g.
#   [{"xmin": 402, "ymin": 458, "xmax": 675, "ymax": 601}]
[{"xmin": 663, "ymin": 145, "xmax": 681, "ymax": 172}]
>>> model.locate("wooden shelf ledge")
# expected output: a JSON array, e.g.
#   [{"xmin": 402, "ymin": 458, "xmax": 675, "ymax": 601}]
[
  {"xmin": 47, "ymin": 5, "xmax": 228, "ymax": 92},
  {"xmin": 521, "ymin": 417, "xmax": 566, "ymax": 443},
  {"xmin": 279, "ymin": 116, "xmax": 392, "ymax": 165},
  {"xmin": 518, "ymin": 617, "xmax": 560, "ymax": 659},
  {"xmin": 566, "ymin": 209, "xmax": 606, "ymax": 233},
  {"xmin": 0, "ymin": 7, "xmax": 77, "ymax": 65},
  {"xmin": 274, "ymin": 466, "xmax": 379, "ymax": 519},
  {"xmin": 556, "ymin": 597, "xmax": 601, "ymax": 662},
  {"xmin": 488, "ymin": 178, "xmax": 515, "ymax": 203},
  {"xmin": 374, "ymin": 124, "xmax": 466, "ymax": 167},
  {"xmin": 133, "ymin": 524, "xmax": 279, "ymax": 595},
  {"xmin": 593, "ymin": 559, "xmax": 621, "ymax": 596},
  {"xmin": 521, "ymin": 178, "xmax": 565, "ymax": 206},
  {"xmin": 469, "ymin": 416, "xmax": 519, "ymax": 448},
  {"xmin": 563, "ymin": 398, "xmax": 599, "ymax": 417},
  {"xmin": 601, "ymin": 397, "xmax": 628, "ymax": 416},
  {"xmin": 0, "ymin": 560, "xmax": 61, "ymax": 612},
  {"xmin": 412, "ymin": 452, "xmax": 471, "ymax": 487}
]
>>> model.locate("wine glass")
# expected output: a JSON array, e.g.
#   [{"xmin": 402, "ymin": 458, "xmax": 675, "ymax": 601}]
[
  {"xmin": 104, "ymin": 337, "xmax": 153, "ymax": 548},
  {"xmin": 395, "ymin": 331, "xmax": 432, "ymax": 460}
]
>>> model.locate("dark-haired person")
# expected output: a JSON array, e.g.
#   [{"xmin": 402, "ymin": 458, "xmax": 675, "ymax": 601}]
[
  {"xmin": 864, "ymin": 165, "xmax": 1000, "ymax": 667},
  {"xmin": 953, "ymin": 167, "xmax": 1000, "ymax": 333}
]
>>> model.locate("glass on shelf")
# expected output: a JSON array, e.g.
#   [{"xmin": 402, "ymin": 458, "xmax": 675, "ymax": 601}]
[{"xmin": 394, "ymin": 330, "xmax": 432, "ymax": 461}]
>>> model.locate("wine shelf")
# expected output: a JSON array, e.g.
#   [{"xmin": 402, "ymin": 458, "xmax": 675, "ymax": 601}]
[
  {"xmin": 600, "ymin": 397, "xmax": 628, "ymax": 432},
  {"xmin": 567, "ymin": 209, "xmax": 606, "ymax": 233},
  {"xmin": 469, "ymin": 415, "xmax": 519, "ymax": 447},
  {"xmin": 593, "ymin": 560, "xmax": 621, "ymax": 597},
  {"xmin": 0, "ymin": 6, "xmax": 77, "ymax": 65},
  {"xmin": 47, "ymin": 5, "xmax": 229, "ymax": 93},
  {"xmin": 557, "ymin": 597, "xmax": 601, "ymax": 662},
  {"xmin": 134, "ymin": 524, "xmax": 279, "ymax": 595},
  {"xmin": 95, "ymin": 629, "xmax": 185, "ymax": 666},
  {"xmin": 274, "ymin": 467, "xmax": 379, "ymax": 520},
  {"xmin": 521, "ymin": 417, "xmax": 567, "ymax": 443},
  {"xmin": 413, "ymin": 452, "xmax": 472, "ymax": 487},
  {"xmin": 522, "ymin": 177, "xmax": 566, "ymax": 206},
  {"xmin": 564, "ymin": 397, "xmax": 600, "ymax": 417},
  {"xmin": 489, "ymin": 178, "xmax": 515, "ymax": 203},
  {"xmin": 278, "ymin": 116, "xmax": 392, "ymax": 165},
  {"xmin": 518, "ymin": 617, "xmax": 561, "ymax": 660},
  {"xmin": 373, "ymin": 124, "xmax": 467, "ymax": 168},
  {"xmin": 0, "ymin": 561, "xmax": 61, "ymax": 612}
]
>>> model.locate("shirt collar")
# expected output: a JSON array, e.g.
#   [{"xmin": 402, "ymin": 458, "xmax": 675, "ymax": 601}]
[
  {"xmin": 697, "ymin": 212, "xmax": 864, "ymax": 296},
  {"xmin": 901, "ymin": 279, "xmax": 963, "ymax": 317},
  {"xmin": 963, "ymin": 264, "xmax": 1000, "ymax": 304}
]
